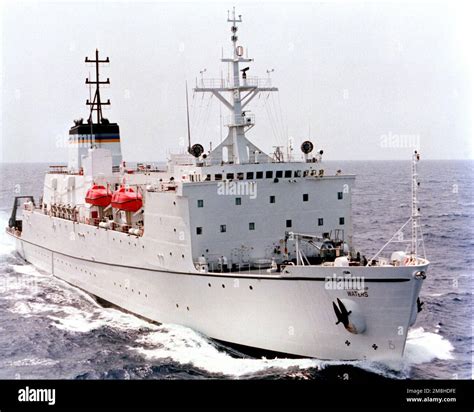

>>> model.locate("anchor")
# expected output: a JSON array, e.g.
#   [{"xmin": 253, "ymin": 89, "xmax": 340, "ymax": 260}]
[
  {"xmin": 417, "ymin": 297, "xmax": 424, "ymax": 313},
  {"xmin": 332, "ymin": 298, "xmax": 352, "ymax": 329}
]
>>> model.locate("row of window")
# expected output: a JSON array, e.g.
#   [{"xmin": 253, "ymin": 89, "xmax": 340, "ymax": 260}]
[
  {"xmin": 197, "ymin": 192, "xmax": 344, "ymax": 208},
  {"xmin": 195, "ymin": 217, "xmax": 345, "ymax": 235},
  {"xmin": 205, "ymin": 170, "xmax": 305, "ymax": 181}
]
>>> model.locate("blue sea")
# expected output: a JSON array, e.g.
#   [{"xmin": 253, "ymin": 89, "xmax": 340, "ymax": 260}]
[{"xmin": 0, "ymin": 160, "xmax": 472, "ymax": 380}]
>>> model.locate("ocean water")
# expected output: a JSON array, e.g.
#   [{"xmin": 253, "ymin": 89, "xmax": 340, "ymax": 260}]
[{"xmin": 0, "ymin": 160, "xmax": 471, "ymax": 380}]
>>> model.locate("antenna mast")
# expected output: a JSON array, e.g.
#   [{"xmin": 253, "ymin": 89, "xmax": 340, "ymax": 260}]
[
  {"xmin": 411, "ymin": 150, "xmax": 421, "ymax": 256},
  {"xmin": 186, "ymin": 81, "xmax": 192, "ymax": 152},
  {"xmin": 194, "ymin": 7, "xmax": 278, "ymax": 164},
  {"xmin": 85, "ymin": 49, "xmax": 111, "ymax": 124}
]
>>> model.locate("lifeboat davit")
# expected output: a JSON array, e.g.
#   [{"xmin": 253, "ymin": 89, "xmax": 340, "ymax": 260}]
[
  {"xmin": 85, "ymin": 185, "xmax": 112, "ymax": 207},
  {"xmin": 111, "ymin": 186, "xmax": 143, "ymax": 212}
]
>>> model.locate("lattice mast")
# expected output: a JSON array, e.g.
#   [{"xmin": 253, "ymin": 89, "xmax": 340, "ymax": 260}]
[
  {"xmin": 194, "ymin": 7, "xmax": 278, "ymax": 164},
  {"xmin": 85, "ymin": 49, "xmax": 110, "ymax": 124}
]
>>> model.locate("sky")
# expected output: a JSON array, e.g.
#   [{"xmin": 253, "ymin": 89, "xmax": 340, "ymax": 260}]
[{"xmin": 1, "ymin": 0, "xmax": 473, "ymax": 163}]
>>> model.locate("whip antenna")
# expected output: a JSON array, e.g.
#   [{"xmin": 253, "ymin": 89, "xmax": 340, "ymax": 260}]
[{"xmin": 186, "ymin": 81, "xmax": 191, "ymax": 152}]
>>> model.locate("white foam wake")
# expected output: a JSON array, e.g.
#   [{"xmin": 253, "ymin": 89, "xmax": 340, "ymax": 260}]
[
  {"xmin": 129, "ymin": 325, "xmax": 456, "ymax": 378},
  {"xmin": 131, "ymin": 323, "xmax": 324, "ymax": 377},
  {"xmin": 404, "ymin": 327, "xmax": 454, "ymax": 364}
]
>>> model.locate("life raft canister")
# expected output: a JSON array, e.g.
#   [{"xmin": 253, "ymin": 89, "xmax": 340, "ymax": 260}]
[
  {"xmin": 111, "ymin": 186, "xmax": 143, "ymax": 212},
  {"xmin": 85, "ymin": 185, "xmax": 112, "ymax": 207}
]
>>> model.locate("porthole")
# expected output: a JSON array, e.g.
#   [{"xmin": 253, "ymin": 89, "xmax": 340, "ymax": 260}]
[
  {"xmin": 208, "ymin": 283, "xmax": 211, "ymax": 287},
  {"xmin": 186, "ymin": 306, "xmax": 190, "ymax": 311},
  {"xmin": 222, "ymin": 284, "xmax": 225, "ymax": 288},
  {"xmin": 249, "ymin": 286, "xmax": 253, "ymax": 290},
  {"xmin": 176, "ymin": 304, "xmax": 179, "ymax": 308}
]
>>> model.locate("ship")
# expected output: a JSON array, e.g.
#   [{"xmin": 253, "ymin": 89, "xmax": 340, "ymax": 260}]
[{"xmin": 6, "ymin": 8, "xmax": 429, "ymax": 361}]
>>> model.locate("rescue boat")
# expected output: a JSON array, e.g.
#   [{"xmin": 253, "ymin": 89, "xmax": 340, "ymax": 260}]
[
  {"xmin": 111, "ymin": 186, "xmax": 142, "ymax": 212},
  {"xmin": 85, "ymin": 185, "xmax": 112, "ymax": 207}
]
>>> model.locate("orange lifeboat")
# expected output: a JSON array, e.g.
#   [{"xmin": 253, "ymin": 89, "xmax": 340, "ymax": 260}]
[
  {"xmin": 111, "ymin": 186, "xmax": 143, "ymax": 212},
  {"xmin": 85, "ymin": 185, "xmax": 112, "ymax": 207}
]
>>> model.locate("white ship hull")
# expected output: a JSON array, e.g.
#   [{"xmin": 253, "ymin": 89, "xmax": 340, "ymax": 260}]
[{"xmin": 7, "ymin": 211, "xmax": 426, "ymax": 361}]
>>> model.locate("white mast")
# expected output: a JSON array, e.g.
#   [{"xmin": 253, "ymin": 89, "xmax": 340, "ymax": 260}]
[
  {"xmin": 194, "ymin": 7, "xmax": 278, "ymax": 164},
  {"xmin": 411, "ymin": 150, "xmax": 421, "ymax": 257}
]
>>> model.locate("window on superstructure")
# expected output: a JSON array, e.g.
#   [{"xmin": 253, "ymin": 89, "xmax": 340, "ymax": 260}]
[
  {"xmin": 237, "ymin": 172, "xmax": 244, "ymax": 180},
  {"xmin": 197, "ymin": 199, "xmax": 204, "ymax": 208},
  {"xmin": 285, "ymin": 170, "xmax": 292, "ymax": 178},
  {"xmin": 338, "ymin": 192, "xmax": 343, "ymax": 200},
  {"xmin": 256, "ymin": 171, "xmax": 263, "ymax": 179},
  {"xmin": 249, "ymin": 222, "xmax": 255, "ymax": 230},
  {"xmin": 295, "ymin": 170, "xmax": 302, "ymax": 178},
  {"xmin": 205, "ymin": 174, "xmax": 211, "ymax": 181},
  {"xmin": 196, "ymin": 227, "xmax": 203, "ymax": 235},
  {"xmin": 318, "ymin": 218, "xmax": 324, "ymax": 226},
  {"xmin": 266, "ymin": 171, "xmax": 273, "ymax": 178},
  {"xmin": 276, "ymin": 170, "xmax": 283, "ymax": 178},
  {"xmin": 303, "ymin": 194, "xmax": 309, "ymax": 202},
  {"xmin": 286, "ymin": 219, "xmax": 292, "ymax": 228},
  {"xmin": 246, "ymin": 172, "xmax": 254, "ymax": 179},
  {"xmin": 270, "ymin": 195, "xmax": 276, "ymax": 204},
  {"xmin": 235, "ymin": 197, "xmax": 241, "ymax": 205},
  {"xmin": 220, "ymin": 224, "xmax": 227, "ymax": 233},
  {"xmin": 215, "ymin": 174, "xmax": 222, "ymax": 181},
  {"xmin": 339, "ymin": 217, "xmax": 345, "ymax": 225},
  {"xmin": 303, "ymin": 170, "xmax": 309, "ymax": 177},
  {"xmin": 226, "ymin": 173, "xmax": 234, "ymax": 180}
]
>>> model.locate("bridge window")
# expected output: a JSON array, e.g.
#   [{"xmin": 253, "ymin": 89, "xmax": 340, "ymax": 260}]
[
  {"xmin": 285, "ymin": 170, "xmax": 292, "ymax": 178},
  {"xmin": 338, "ymin": 192, "xmax": 343, "ymax": 199},
  {"xmin": 246, "ymin": 171, "xmax": 254, "ymax": 179},
  {"xmin": 226, "ymin": 173, "xmax": 234, "ymax": 180},
  {"xmin": 339, "ymin": 217, "xmax": 345, "ymax": 225},
  {"xmin": 295, "ymin": 170, "xmax": 302, "ymax": 178},
  {"xmin": 249, "ymin": 222, "xmax": 255, "ymax": 230},
  {"xmin": 215, "ymin": 174, "xmax": 222, "ymax": 181},
  {"xmin": 204, "ymin": 174, "xmax": 211, "ymax": 181},
  {"xmin": 220, "ymin": 224, "xmax": 227, "ymax": 233},
  {"xmin": 276, "ymin": 170, "xmax": 283, "ymax": 178},
  {"xmin": 303, "ymin": 194, "xmax": 309, "ymax": 202},
  {"xmin": 286, "ymin": 219, "xmax": 292, "ymax": 228},
  {"xmin": 318, "ymin": 218, "xmax": 324, "ymax": 226},
  {"xmin": 196, "ymin": 227, "xmax": 203, "ymax": 235},
  {"xmin": 266, "ymin": 171, "xmax": 273, "ymax": 178},
  {"xmin": 270, "ymin": 195, "xmax": 275, "ymax": 204},
  {"xmin": 197, "ymin": 199, "xmax": 204, "ymax": 208},
  {"xmin": 237, "ymin": 172, "xmax": 244, "ymax": 180},
  {"xmin": 256, "ymin": 171, "xmax": 263, "ymax": 179},
  {"xmin": 235, "ymin": 197, "xmax": 241, "ymax": 205}
]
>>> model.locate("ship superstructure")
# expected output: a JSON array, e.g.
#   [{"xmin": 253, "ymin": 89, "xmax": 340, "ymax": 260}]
[{"xmin": 6, "ymin": 8, "xmax": 429, "ymax": 361}]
